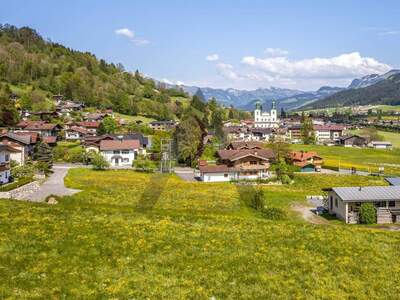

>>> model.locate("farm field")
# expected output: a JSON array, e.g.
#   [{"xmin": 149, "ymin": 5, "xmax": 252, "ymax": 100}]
[
  {"xmin": 114, "ymin": 113, "xmax": 156, "ymax": 124},
  {"xmin": 290, "ymin": 144, "xmax": 400, "ymax": 175},
  {"xmin": 1, "ymin": 169, "xmax": 399, "ymax": 298},
  {"xmin": 349, "ymin": 129, "xmax": 400, "ymax": 149}
]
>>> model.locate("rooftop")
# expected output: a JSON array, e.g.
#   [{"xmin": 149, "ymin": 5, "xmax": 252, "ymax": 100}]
[
  {"xmin": 99, "ymin": 140, "xmax": 140, "ymax": 151},
  {"xmin": 330, "ymin": 186, "xmax": 400, "ymax": 202}
]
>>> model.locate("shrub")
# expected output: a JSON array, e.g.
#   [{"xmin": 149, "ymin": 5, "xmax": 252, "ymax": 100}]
[
  {"xmin": 133, "ymin": 155, "xmax": 158, "ymax": 172},
  {"xmin": 0, "ymin": 177, "xmax": 33, "ymax": 191},
  {"xmin": 11, "ymin": 163, "xmax": 36, "ymax": 179},
  {"xmin": 36, "ymin": 161, "xmax": 52, "ymax": 175},
  {"xmin": 250, "ymin": 188, "xmax": 265, "ymax": 211},
  {"xmin": 91, "ymin": 153, "xmax": 109, "ymax": 170},
  {"xmin": 280, "ymin": 174, "xmax": 291, "ymax": 184},
  {"xmin": 261, "ymin": 207, "xmax": 287, "ymax": 220},
  {"xmin": 359, "ymin": 203, "xmax": 376, "ymax": 224}
]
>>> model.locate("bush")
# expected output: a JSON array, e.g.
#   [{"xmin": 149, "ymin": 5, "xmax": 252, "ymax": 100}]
[
  {"xmin": 11, "ymin": 163, "xmax": 36, "ymax": 179},
  {"xmin": 261, "ymin": 207, "xmax": 287, "ymax": 220},
  {"xmin": 36, "ymin": 161, "xmax": 52, "ymax": 175},
  {"xmin": 133, "ymin": 155, "xmax": 158, "ymax": 172},
  {"xmin": 0, "ymin": 177, "xmax": 33, "ymax": 191},
  {"xmin": 359, "ymin": 203, "xmax": 376, "ymax": 224},
  {"xmin": 91, "ymin": 153, "xmax": 109, "ymax": 170},
  {"xmin": 280, "ymin": 174, "xmax": 291, "ymax": 184},
  {"xmin": 250, "ymin": 188, "xmax": 265, "ymax": 211}
]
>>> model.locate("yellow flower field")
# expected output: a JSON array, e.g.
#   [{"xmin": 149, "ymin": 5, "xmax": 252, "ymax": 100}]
[{"xmin": 0, "ymin": 169, "xmax": 399, "ymax": 299}]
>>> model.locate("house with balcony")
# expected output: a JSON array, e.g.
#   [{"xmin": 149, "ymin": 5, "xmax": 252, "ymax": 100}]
[
  {"xmin": 0, "ymin": 132, "xmax": 33, "ymax": 165},
  {"xmin": 199, "ymin": 148, "xmax": 275, "ymax": 182},
  {"xmin": 0, "ymin": 144, "xmax": 20, "ymax": 184},
  {"xmin": 289, "ymin": 151, "xmax": 323, "ymax": 172},
  {"xmin": 65, "ymin": 126, "xmax": 88, "ymax": 141}
]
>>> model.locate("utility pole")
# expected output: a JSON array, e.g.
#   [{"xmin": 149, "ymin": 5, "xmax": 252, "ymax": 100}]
[{"xmin": 160, "ymin": 138, "xmax": 173, "ymax": 173}]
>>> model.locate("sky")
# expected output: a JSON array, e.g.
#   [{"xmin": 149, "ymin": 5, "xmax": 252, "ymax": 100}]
[{"xmin": 2, "ymin": 0, "xmax": 400, "ymax": 91}]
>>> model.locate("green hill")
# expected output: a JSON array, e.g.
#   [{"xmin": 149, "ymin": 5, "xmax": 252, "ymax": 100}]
[
  {"xmin": 0, "ymin": 24, "xmax": 189, "ymax": 120},
  {"xmin": 303, "ymin": 73, "xmax": 400, "ymax": 109}
]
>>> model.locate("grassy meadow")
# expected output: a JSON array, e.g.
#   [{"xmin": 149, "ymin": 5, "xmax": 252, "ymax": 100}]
[
  {"xmin": 290, "ymin": 144, "xmax": 400, "ymax": 175},
  {"xmin": 2, "ymin": 169, "xmax": 400, "ymax": 298}
]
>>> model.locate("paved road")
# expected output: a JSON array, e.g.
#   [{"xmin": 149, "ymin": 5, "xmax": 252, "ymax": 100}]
[
  {"xmin": 174, "ymin": 167, "xmax": 198, "ymax": 182},
  {"xmin": 25, "ymin": 164, "xmax": 81, "ymax": 202}
]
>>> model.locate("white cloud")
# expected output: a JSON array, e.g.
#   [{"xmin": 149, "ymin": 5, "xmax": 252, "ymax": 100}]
[
  {"xmin": 241, "ymin": 52, "xmax": 391, "ymax": 79},
  {"xmin": 115, "ymin": 28, "xmax": 135, "ymax": 39},
  {"xmin": 216, "ymin": 63, "xmax": 242, "ymax": 80},
  {"xmin": 161, "ymin": 78, "xmax": 185, "ymax": 86},
  {"xmin": 115, "ymin": 28, "xmax": 150, "ymax": 46},
  {"xmin": 206, "ymin": 54, "xmax": 219, "ymax": 61},
  {"xmin": 379, "ymin": 30, "xmax": 400, "ymax": 36},
  {"xmin": 265, "ymin": 47, "xmax": 289, "ymax": 57}
]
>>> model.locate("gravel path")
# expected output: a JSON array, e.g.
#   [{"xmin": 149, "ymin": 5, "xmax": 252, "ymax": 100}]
[
  {"xmin": 292, "ymin": 204, "xmax": 329, "ymax": 225},
  {"xmin": 24, "ymin": 164, "xmax": 81, "ymax": 202}
]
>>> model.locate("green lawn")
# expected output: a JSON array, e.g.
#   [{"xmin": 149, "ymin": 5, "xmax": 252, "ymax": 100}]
[
  {"xmin": 290, "ymin": 144, "xmax": 400, "ymax": 175},
  {"xmin": 349, "ymin": 129, "xmax": 400, "ymax": 149},
  {"xmin": 2, "ymin": 169, "xmax": 399, "ymax": 298}
]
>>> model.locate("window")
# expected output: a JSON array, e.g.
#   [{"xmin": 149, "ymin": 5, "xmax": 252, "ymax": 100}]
[
  {"xmin": 123, "ymin": 158, "xmax": 129, "ymax": 162},
  {"xmin": 250, "ymin": 161, "xmax": 257, "ymax": 165},
  {"xmin": 113, "ymin": 150, "xmax": 120, "ymax": 154},
  {"xmin": 122, "ymin": 150, "xmax": 129, "ymax": 154},
  {"xmin": 335, "ymin": 198, "xmax": 338, "ymax": 207},
  {"xmin": 224, "ymin": 174, "xmax": 228, "ymax": 178},
  {"xmin": 389, "ymin": 201, "xmax": 396, "ymax": 207},
  {"xmin": 5, "ymin": 154, "xmax": 9, "ymax": 161}
]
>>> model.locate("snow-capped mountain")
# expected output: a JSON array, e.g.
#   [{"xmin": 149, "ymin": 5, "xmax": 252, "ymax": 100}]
[{"xmin": 348, "ymin": 69, "xmax": 400, "ymax": 89}]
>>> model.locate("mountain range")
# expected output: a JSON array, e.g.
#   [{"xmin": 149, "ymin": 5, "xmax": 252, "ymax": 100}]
[{"xmin": 171, "ymin": 69, "xmax": 400, "ymax": 111}]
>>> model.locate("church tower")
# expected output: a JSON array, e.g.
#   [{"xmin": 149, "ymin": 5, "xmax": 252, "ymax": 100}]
[
  {"xmin": 271, "ymin": 100, "xmax": 277, "ymax": 122},
  {"xmin": 254, "ymin": 101, "xmax": 262, "ymax": 123}
]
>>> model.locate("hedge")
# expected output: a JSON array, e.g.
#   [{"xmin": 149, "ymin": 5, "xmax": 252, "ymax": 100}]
[{"xmin": 0, "ymin": 177, "xmax": 34, "ymax": 192}]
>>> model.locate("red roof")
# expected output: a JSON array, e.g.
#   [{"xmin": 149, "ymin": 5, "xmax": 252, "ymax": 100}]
[
  {"xmin": 289, "ymin": 151, "xmax": 322, "ymax": 161},
  {"xmin": 99, "ymin": 140, "xmax": 140, "ymax": 151},
  {"xmin": 16, "ymin": 120, "xmax": 46, "ymax": 128}
]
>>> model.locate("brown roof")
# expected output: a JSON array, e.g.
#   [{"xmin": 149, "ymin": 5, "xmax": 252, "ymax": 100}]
[
  {"xmin": 69, "ymin": 126, "xmax": 88, "ymax": 135},
  {"xmin": 228, "ymin": 141, "xmax": 264, "ymax": 150},
  {"xmin": 24, "ymin": 123, "xmax": 60, "ymax": 131},
  {"xmin": 13, "ymin": 131, "xmax": 39, "ymax": 144},
  {"xmin": 0, "ymin": 144, "xmax": 21, "ymax": 153},
  {"xmin": 16, "ymin": 120, "xmax": 46, "ymax": 128},
  {"xmin": 99, "ymin": 140, "xmax": 140, "ymax": 151},
  {"xmin": 76, "ymin": 121, "xmax": 99, "ymax": 128},
  {"xmin": 199, "ymin": 164, "xmax": 231, "ymax": 173},
  {"xmin": 314, "ymin": 124, "xmax": 345, "ymax": 131},
  {"xmin": 217, "ymin": 149, "xmax": 275, "ymax": 162},
  {"xmin": 42, "ymin": 136, "xmax": 57, "ymax": 144}
]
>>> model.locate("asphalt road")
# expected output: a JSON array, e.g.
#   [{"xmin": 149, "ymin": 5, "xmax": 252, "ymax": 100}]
[{"xmin": 25, "ymin": 164, "xmax": 81, "ymax": 202}]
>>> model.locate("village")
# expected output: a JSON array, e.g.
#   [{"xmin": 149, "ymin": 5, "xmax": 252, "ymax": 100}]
[{"xmin": 1, "ymin": 93, "xmax": 400, "ymax": 225}]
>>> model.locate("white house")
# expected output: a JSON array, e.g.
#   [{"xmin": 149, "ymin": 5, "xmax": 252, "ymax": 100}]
[
  {"xmin": 198, "ymin": 165, "xmax": 236, "ymax": 182},
  {"xmin": 99, "ymin": 140, "xmax": 140, "ymax": 167},
  {"xmin": 314, "ymin": 124, "xmax": 345, "ymax": 143},
  {"xmin": 326, "ymin": 186, "xmax": 400, "ymax": 224},
  {"xmin": 369, "ymin": 141, "xmax": 392, "ymax": 149},
  {"xmin": 253, "ymin": 101, "xmax": 279, "ymax": 128},
  {"xmin": 65, "ymin": 126, "xmax": 88, "ymax": 141},
  {"xmin": 0, "ymin": 145, "xmax": 20, "ymax": 184}
]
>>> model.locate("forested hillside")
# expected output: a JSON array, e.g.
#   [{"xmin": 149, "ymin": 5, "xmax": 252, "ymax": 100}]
[
  {"xmin": 0, "ymin": 24, "xmax": 189, "ymax": 120},
  {"xmin": 302, "ymin": 73, "xmax": 400, "ymax": 109}
]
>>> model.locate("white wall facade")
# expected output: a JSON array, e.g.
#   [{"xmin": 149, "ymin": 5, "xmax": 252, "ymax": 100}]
[
  {"xmin": 101, "ymin": 149, "xmax": 137, "ymax": 167},
  {"xmin": 0, "ymin": 149, "xmax": 11, "ymax": 184},
  {"xmin": 200, "ymin": 172, "xmax": 234, "ymax": 182}
]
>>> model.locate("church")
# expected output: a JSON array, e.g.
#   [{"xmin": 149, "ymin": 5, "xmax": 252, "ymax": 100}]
[{"xmin": 253, "ymin": 100, "xmax": 279, "ymax": 128}]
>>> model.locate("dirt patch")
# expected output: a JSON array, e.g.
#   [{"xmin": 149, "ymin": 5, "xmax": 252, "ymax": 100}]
[{"xmin": 292, "ymin": 204, "xmax": 329, "ymax": 225}]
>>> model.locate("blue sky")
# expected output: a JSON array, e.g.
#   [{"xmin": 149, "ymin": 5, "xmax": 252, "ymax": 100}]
[{"xmin": 2, "ymin": 0, "xmax": 400, "ymax": 90}]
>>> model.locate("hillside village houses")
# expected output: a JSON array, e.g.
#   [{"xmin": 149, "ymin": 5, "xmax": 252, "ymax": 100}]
[{"xmin": 99, "ymin": 139, "xmax": 141, "ymax": 167}]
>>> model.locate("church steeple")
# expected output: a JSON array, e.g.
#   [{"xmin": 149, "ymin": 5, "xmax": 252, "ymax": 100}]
[{"xmin": 271, "ymin": 100, "xmax": 276, "ymax": 110}]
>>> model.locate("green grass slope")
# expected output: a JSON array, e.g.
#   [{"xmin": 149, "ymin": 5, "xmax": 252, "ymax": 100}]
[{"xmin": 1, "ymin": 169, "xmax": 398, "ymax": 299}]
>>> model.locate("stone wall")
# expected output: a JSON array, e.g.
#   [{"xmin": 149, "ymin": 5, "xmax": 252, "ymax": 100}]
[{"xmin": 0, "ymin": 181, "xmax": 41, "ymax": 200}]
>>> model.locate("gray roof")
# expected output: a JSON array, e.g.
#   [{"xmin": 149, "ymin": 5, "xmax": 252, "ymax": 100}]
[
  {"xmin": 332, "ymin": 186, "xmax": 400, "ymax": 202},
  {"xmin": 385, "ymin": 177, "xmax": 400, "ymax": 186}
]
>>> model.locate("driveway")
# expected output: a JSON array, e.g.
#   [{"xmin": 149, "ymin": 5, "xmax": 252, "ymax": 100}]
[
  {"xmin": 174, "ymin": 167, "xmax": 198, "ymax": 182},
  {"xmin": 25, "ymin": 164, "xmax": 81, "ymax": 202}
]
